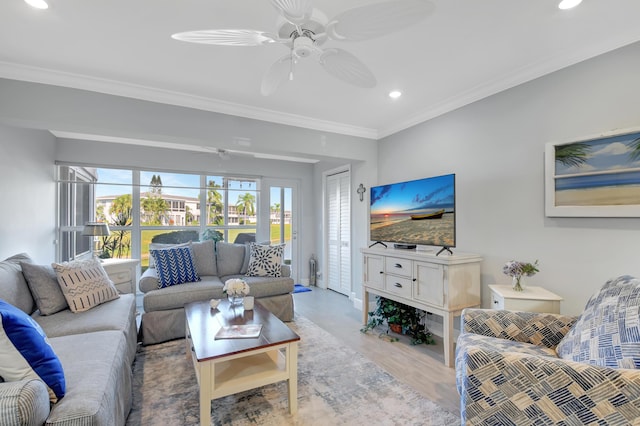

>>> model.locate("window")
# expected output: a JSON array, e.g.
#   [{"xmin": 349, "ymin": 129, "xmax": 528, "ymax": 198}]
[{"xmin": 57, "ymin": 166, "xmax": 260, "ymax": 268}]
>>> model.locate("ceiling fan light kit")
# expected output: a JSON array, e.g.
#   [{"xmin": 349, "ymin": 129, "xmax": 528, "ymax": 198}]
[
  {"xmin": 171, "ymin": 0, "xmax": 434, "ymax": 95},
  {"xmin": 24, "ymin": 0, "xmax": 49, "ymax": 9},
  {"xmin": 558, "ymin": 0, "xmax": 583, "ymax": 10}
]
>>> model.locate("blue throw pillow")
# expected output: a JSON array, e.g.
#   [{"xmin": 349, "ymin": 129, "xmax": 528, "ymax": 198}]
[
  {"xmin": 150, "ymin": 246, "xmax": 200, "ymax": 288},
  {"xmin": 0, "ymin": 299, "xmax": 66, "ymax": 403}
]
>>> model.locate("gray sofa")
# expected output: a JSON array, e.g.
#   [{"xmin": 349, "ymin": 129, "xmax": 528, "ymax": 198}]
[
  {"xmin": 138, "ymin": 240, "xmax": 294, "ymax": 345},
  {"xmin": 0, "ymin": 253, "xmax": 138, "ymax": 426}
]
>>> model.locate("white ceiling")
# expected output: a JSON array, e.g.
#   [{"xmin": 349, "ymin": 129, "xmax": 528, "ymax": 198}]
[{"xmin": 1, "ymin": 0, "xmax": 640, "ymax": 141}]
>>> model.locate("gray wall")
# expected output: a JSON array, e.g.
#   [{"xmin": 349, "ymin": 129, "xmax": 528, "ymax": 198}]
[
  {"xmin": 0, "ymin": 125, "xmax": 56, "ymax": 263},
  {"xmin": 0, "ymin": 79, "xmax": 378, "ymax": 289},
  {"xmin": 378, "ymin": 41, "xmax": 640, "ymax": 315}
]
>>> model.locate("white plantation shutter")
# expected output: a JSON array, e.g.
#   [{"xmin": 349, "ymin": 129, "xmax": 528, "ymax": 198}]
[{"xmin": 326, "ymin": 170, "xmax": 351, "ymax": 295}]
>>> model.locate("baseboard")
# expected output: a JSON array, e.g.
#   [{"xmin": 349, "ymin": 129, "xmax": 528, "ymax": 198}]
[{"xmin": 352, "ymin": 294, "xmax": 363, "ymax": 311}]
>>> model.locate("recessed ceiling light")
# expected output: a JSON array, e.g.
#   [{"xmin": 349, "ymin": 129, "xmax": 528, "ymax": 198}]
[
  {"xmin": 389, "ymin": 91, "xmax": 402, "ymax": 99},
  {"xmin": 558, "ymin": 0, "xmax": 582, "ymax": 10},
  {"xmin": 24, "ymin": 0, "xmax": 48, "ymax": 9}
]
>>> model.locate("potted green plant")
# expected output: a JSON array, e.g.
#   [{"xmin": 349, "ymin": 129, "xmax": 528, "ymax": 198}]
[{"xmin": 360, "ymin": 296, "xmax": 435, "ymax": 345}]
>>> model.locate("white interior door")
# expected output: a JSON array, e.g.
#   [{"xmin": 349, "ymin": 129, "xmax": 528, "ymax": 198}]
[{"xmin": 325, "ymin": 169, "xmax": 351, "ymax": 296}]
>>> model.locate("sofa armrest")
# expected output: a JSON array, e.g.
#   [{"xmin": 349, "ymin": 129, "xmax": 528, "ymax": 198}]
[
  {"xmin": 280, "ymin": 264, "xmax": 291, "ymax": 278},
  {"xmin": 138, "ymin": 267, "xmax": 159, "ymax": 293},
  {"xmin": 458, "ymin": 346, "xmax": 640, "ymax": 424},
  {"xmin": 0, "ymin": 379, "xmax": 50, "ymax": 426},
  {"xmin": 461, "ymin": 308, "xmax": 578, "ymax": 348}
]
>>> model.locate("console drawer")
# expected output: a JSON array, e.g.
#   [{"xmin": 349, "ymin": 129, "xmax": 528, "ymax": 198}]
[
  {"xmin": 384, "ymin": 257, "xmax": 412, "ymax": 278},
  {"xmin": 385, "ymin": 275, "xmax": 412, "ymax": 298}
]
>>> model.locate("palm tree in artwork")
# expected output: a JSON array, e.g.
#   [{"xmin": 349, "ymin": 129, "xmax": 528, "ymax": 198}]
[
  {"xmin": 628, "ymin": 137, "xmax": 640, "ymax": 162},
  {"xmin": 236, "ymin": 193, "xmax": 256, "ymax": 225},
  {"xmin": 555, "ymin": 142, "xmax": 591, "ymax": 168}
]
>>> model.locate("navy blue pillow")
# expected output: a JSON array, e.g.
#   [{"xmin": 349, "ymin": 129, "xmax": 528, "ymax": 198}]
[
  {"xmin": 150, "ymin": 246, "xmax": 200, "ymax": 288},
  {"xmin": 0, "ymin": 299, "xmax": 66, "ymax": 402}
]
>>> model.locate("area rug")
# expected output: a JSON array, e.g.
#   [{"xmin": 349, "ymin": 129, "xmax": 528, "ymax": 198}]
[
  {"xmin": 293, "ymin": 284, "xmax": 312, "ymax": 293},
  {"xmin": 126, "ymin": 315, "xmax": 459, "ymax": 426}
]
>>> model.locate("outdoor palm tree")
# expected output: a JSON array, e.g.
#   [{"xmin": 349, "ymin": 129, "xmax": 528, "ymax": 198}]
[
  {"xmin": 207, "ymin": 180, "xmax": 224, "ymax": 225},
  {"xmin": 236, "ymin": 193, "xmax": 256, "ymax": 225}
]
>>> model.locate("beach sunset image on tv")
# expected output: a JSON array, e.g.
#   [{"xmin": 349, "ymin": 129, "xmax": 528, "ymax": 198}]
[{"xmin": 369, "ymin": 174, "xmax": 455, "ymax": 247}]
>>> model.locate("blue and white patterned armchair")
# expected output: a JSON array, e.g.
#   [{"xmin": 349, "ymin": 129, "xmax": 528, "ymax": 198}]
[{"xmin": 456, "ymin": 275, "xmax": 640, "ymax": 425}]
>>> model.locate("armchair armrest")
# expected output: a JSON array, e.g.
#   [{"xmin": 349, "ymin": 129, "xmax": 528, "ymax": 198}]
[
  {"xmin": 458, "ymin": 346, "xmax": 640, "ymax": 425},
  {"xmin": 461, "ymin": 308, "xmax": 578, "ymax": 348},
  {"xmin": 0, "ymin": 379, "xmax": 50, "ymax": 426}
]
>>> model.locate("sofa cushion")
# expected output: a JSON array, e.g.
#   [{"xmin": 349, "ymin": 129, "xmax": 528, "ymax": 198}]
[
  {"xmin": 216, "ymin": 242, "xmax": 246, "ymax": 276},
  {"xmin": 20, "ymin": 262, "xmax": 68, "ymax": 316},
  {"xmin": 556, "ymin": 275, "xmax": 640, "ymax": 369},
  {"xmin": 143, "ymin": 277, "xmax": 224, "ymax": 312},
  {"xmin": 223, "ymin": 274, "xmax": 294, "ymax": 298},
  {"xmin": 151, "ymin": 246, "xmax": 200, "ymax": 288},
  {"xmin": 190, "ymin": 239, "xmax": 217, "ymax": 276},
  {"xmin": 246, "ymin": 243, "xmax": 284, "ymax": 277},
  {"xmin": 47, "ymin": 330, "xmax": 131, "ymax": 425},
  {"xmin": 0, "ymin": 253, "xmax": 35, "ymax": 315},
  {"xmin": 0, "ymin": 300, "xmax": 65, "ymax": 403},
  {"xmin": 52, "ymin": 259, "xmax": 120, "ymax": 313}
]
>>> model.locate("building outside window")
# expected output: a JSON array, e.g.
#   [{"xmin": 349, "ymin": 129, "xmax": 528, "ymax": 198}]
[{"xmin": 57, "ymin": 166, "xmax": 260, "ymax": 269}]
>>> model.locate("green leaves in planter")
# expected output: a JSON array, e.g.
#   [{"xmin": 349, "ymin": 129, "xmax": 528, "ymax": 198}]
[{"xmin": 360, "ymin": 296, "xmax": 435, "ymax": 345}]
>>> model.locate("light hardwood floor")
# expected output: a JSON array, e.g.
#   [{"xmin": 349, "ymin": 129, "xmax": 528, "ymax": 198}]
[{"xmin": 292, "ymin": 286, "xmax": 460, "ymax": 416}]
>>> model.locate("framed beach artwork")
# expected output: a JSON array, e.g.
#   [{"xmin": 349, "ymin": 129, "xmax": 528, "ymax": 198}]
[{"xmin": 545, "ymin": 128, "xmax": 640, "ymax": 217}]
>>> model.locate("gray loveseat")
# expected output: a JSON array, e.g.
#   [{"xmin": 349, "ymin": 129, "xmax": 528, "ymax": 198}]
[
  {"xmin": 138, "ymin": 240, "xmax": 294, "ymax": 345},
  {"xmin": 0, "ymin": 253, "xmax": 138, "ymax": 426}
]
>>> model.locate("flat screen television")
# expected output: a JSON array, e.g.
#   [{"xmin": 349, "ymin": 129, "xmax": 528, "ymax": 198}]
[{"xmin": 369, "ymin": 173, "xmax": 455, "ymax": 251}]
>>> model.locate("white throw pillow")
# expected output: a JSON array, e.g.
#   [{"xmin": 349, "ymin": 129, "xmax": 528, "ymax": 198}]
[
  {"xmin": 245, "ymin": 243, "xmax": 284, "ymax": 277},
  {"xmin": 52, "ymin": 259, "xmax": 119, "ymax": 313}
]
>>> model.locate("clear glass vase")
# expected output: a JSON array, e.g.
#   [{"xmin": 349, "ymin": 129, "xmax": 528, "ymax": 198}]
[
  {"xmin": 228, "ymin": 295, "xmax": 244, "ymax": 307},
  {"xmin": 512, "ymin": 275, "xmax": 526, "ymax": 292}
]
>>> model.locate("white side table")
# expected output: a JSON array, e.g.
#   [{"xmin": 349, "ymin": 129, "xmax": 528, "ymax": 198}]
[
  {"xmin": 101, "ymin": 258, "xmax": 140, "ymax": 294},
  {"xmin": 489, "ymin": 285, "xmax": 563, "ymax": 314}
]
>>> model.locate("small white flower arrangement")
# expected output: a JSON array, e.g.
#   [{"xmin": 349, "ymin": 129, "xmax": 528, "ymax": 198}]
[
  {"xmin": 502, "ymin": 260, "xmax": 539, "ymax": 278},
  {"xmin": 223, "ymin": 278, "xmax": 250, "ymax": 297}
]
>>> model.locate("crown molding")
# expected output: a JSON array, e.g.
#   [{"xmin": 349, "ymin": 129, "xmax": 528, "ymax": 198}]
[
  {"xmin": 377, "ymin": 35, "xmax": 640, "ymax": 139},
  {"xmin": 0, "ymin": 61, "xmax": 378, "ymax": 140}
]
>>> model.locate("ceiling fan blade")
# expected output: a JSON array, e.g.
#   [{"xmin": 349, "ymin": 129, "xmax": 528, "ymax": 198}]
[
  {"xmin": 319, "ymin": 48, "xmax": 376, "ymax": 88},
  {"xmin": 261, "ymin": 55, "xmax": 293, "ymax": 96},
  {"xmin": 326, "ymin": 0, "xmax": 434, "ymax": 41},
  {"xmin": 171, "ymin": 29, "xmax": 278, "ymax": 46},
  {"xmin": 269, "ymin": 0, "xmax": 314, "ymax": 25}
]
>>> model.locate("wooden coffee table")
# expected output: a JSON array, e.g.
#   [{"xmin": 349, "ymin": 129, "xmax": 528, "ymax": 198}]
[{"xmin": 185, "ymin": 299, "xmax": 300, "ymax": 426}]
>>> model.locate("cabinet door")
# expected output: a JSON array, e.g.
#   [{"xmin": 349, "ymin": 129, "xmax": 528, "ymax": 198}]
[
  {"xmin": 363, "ymin": 254, "xmax": 384, "ymax": 290},
  {"xmin": 413, "ymin": 261, "xmax": 444, "ymax": 307}
]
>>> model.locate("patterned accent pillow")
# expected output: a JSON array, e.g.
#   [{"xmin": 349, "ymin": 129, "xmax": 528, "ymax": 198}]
[
  {"xmin": 245, "ymin": 243, "xmax": 284, "ymax": 277},
  {"xmin": 150, "ymin": 246, "xmax": 200, "ymax": 288},
  {"xmin": 0, "ymin": 300, "xmax": 66, "ymax": 403},
  {"xmin": 556, "ymin": 275, "xmax": 640, "ymax": 369},
  {"xmin": 52, "ymin": 259, "xmax": 120, "ymax": 313}
]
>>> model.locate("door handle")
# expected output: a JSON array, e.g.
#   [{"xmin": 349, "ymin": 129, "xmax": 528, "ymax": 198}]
[
  {"xmin": 394, "ymin": 283, "xmax": 402, "ymax": 288},
  {"xmin": 394, "ymin": 263, "xmax": 402, "ymax": 268}
]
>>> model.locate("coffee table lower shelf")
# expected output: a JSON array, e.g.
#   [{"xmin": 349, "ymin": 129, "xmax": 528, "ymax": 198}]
[{"xmin": 188, "ymin": 341, "xmax": 298, "ymax": 398}]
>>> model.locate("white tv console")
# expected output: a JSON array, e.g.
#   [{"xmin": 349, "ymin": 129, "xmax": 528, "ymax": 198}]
[{"xmin": 361, "ymin": 247, "xmax": 482, "ymax": 367}]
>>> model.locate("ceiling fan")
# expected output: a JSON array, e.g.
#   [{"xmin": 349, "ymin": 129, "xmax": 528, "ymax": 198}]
[{"xmin": 171, "ymin": 0, "xmax": 434, "ymax": 96}]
